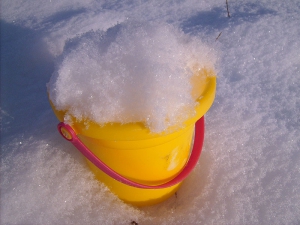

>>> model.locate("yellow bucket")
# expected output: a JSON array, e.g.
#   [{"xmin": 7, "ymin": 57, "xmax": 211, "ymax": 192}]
[{"xmin": 49, "ymin": 71, "xmax": 216, "ymax": 206}]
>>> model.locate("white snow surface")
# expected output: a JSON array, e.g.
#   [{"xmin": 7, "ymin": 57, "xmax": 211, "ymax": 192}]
[{"xmin": 1, "ymin": 0, "xmax": 300, "ymax": 225}]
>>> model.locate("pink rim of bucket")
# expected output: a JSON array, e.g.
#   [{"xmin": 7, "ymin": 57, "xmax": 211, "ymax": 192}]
[{"xmin": 57, "ymin": 116, "xmax": 204, "ymax": 189}]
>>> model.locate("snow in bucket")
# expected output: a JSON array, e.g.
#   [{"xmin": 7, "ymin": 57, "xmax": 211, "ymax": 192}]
[{"xmin": 47, "ymin": 21, "xmax": 217, "ymax": 133}]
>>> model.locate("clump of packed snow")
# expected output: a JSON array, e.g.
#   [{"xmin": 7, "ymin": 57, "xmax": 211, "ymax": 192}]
[{"xmin": 47, "ymin": 21, "xmax": 216, "ymax": 132}]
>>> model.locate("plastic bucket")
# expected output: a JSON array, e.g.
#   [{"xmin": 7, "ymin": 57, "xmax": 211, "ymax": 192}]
[{"xmin": 49, "ymin": 72, "xmax": 216, "ymax": 206}]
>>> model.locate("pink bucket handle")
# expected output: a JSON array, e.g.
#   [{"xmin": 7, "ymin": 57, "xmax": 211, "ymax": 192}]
[{"xmin": 57, "ymin": 117, "xmax": 204, "ymax": 189}]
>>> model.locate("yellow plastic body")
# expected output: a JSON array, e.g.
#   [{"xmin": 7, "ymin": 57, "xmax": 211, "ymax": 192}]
[{"xmin": 49, "ymin": 71, "xmax": 216, "ymax": 206}]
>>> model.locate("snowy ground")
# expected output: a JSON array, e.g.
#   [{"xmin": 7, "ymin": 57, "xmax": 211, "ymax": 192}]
[{"xmin": 1, "ymin": 0, "xmax": 300, "ymax": 224}]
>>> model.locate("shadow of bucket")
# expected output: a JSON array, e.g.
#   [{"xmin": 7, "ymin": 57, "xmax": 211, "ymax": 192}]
[{"xmin": 49, "ymin": 72, "xmax": 216, "ymax": 206}]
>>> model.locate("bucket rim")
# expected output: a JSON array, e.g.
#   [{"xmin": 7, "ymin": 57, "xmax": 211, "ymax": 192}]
[{"xmin": 49, "ymin": 75, "xmax": 216, "ymax": 141}]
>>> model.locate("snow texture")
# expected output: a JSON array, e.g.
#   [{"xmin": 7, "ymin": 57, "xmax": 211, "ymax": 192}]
[
  {"xmin": 47, "ymin": 21, "xmax": 216, "ymax": 133},
  {"xmin": 1, "ymin": 0, "xmax": 300, "ymax": 224}
]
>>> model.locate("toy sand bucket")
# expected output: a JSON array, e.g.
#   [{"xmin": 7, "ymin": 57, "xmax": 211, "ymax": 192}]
[{"xmin": 49, "ymin": 72, "xmax": 216, "ymax": 206}]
